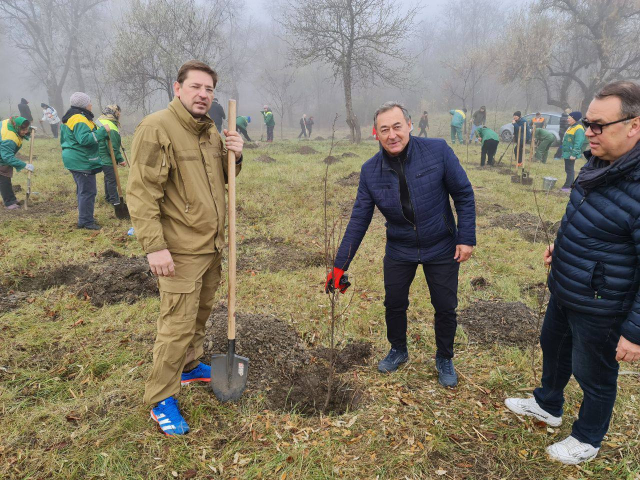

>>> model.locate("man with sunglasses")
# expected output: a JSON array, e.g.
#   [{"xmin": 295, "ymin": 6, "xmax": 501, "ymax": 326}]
[{"xmin": 505, "ymin": 81, "xmax": 640, "ymax": 465}]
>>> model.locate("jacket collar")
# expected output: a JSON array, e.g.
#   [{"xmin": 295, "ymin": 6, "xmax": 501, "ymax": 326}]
[
  {"xmin": 381, "ymin": 136, "xmax": 413, "ymax": 168},
  {"xmin": 168, "ymin": 96, "xmax": 213, "ymax": 137},
  {"xmin": 62, "ymin": 106, "xmax": 94, "ymax": 124},
  {"xmin": 578, "ymin": 141, "xmax": 640, "ymax": 190}
]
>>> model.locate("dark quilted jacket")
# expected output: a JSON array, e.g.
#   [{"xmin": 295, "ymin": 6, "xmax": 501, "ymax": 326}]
[
  {"xmin": 548, "ymin": 142, "xmax": 640, "ymax": 344},
  {"xmin": 334, "ymin": 137, "xmax": 476, "ymax": 269}
]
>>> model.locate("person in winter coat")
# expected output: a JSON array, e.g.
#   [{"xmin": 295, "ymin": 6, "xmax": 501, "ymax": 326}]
[
  {"xmin": 262, "ymin": 105, "xmax": 275, "ymax": 142},
  {"xmin": 554, "ymin": 108, "xmax": 571, "ymax": 160},
  {"xmin": 60, "ymin": 92, "xmax": 110, "ymax": 230},
  {"xmin": 512, "ymin": 111, "xmax": 530, "ymax": 166},
  {"xmin": 306, "ymin": 116, "xmax": 314, "ymax": 137},
  {"xmin": 534, "ymin": 127, "xmax": 556, "ymax": 164},
  {"xmin": 298, "ymin": 114, "xmax": 308, "ymax": 138},
  {"xmin": 0, "ymin": 116, "xmax": 34, "ymax": 209},
  {"xmin": 469, "ymin": 106, "xmax": 486, "ymax": 143},
  {"xmin": 18, "ymin": 98, "xmax": 33, "ymax": 123},
  {"xmin": 325, "ymin": 102, "xmax": 475, "ymax": 387},
  {"xmin": 127, "ymin": 60, "xmax": 244, "ymax": 436},
  {"xmin": 560, "ymin": 111, "xmax": 586, "ymax": 191},
  {"xmin": 418, "ymin": 111, "xmax": 429, "ymax": 137},
  {"xmin": 40, "ymin": 103, "xmax": 61, "ymax": 138},
  {"xmin": 449, "ymin": 108, "xmax": 466, "ymax": 145},
  {"xmin": 97, "ymin": 105, "xmax": 126, "ymax": 205},
  {"xmin": 474, "ymin": 125, "xmax": 499, "ymax": 166},
  {"xmin": 506, "ymin": 80, "xmax": 640, "ymax": 466},
  {"xmin": 236, "ymin": 115, "xmax": 252, "ymax": 141},
  {"xmin": 208, "ymin": 97, "xmax": 226, "ymax": 132}
]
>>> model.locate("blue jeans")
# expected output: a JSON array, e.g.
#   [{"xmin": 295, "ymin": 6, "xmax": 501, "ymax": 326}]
[
  {"xmin": 533, "ymin": 295, "xmax": 623, "ymax": 447},
  {"xmin": 70, "ymin": 170, "xmax": 98, "ymax": 226},
  {"xmin": 101, "ymin": 165, "xmax": 120, "ymax": 204},
  {"xmin": 469, "ymin": 124, "xmax": 480, "ymax": 142}
]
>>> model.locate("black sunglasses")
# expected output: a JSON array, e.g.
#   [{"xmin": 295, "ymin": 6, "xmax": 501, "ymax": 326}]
[{"xmin": 582, "ymin": 116, "xmax": 636, "ymax": 135}]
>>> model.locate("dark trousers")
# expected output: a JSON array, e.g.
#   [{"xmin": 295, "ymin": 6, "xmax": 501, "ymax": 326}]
[
  {"xmin": 298, "ymin": 126, "xmax": 307, "ymax": 138},
  {"xmin": 70, "ymin": 170, "xmax": 97, "ymax": 226},
  {"xmin": 563, "ymin": 158, "xmax": 575, "ymax": 188},
  {"xmin": 533, "ymin": 296, "xmax": 623, "ymax": 447},
  {"xmin": 514, "ymin": 139, "xmax": 525, "ymax": 164},
  {"xmin": 0, "ymin": 175, "xmax": 17, "ymax": 206},
  {"xmin": 238, "ymin": 126, "xmax": 252, "ymax": 142},
  {"xmin": 383, "ymin": 255, "xmax": 460, "ymax": 358},
  {"xmin": 418, "ymin": 127, "xmax": 428, "ymax": 138},
  {"xmin": 101, "ymin": 165, "xmax": 119, "ymax": 204},
  {"xmin": 50, "ymin": 123, "xmax": 59, "ymax": 138},
  {"xmin": 481, "ymin": 139, "xmax": 498, "ymax": 166},
  {"xmin": 266, "ymin": 125, "xmax": 274, "ymax": 142},
  {"xmin": 307, "ymin": 126, "xmax": 313, "ymax": 137}
]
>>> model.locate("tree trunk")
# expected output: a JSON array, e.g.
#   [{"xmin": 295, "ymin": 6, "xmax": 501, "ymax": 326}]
[
  {"xmin": 48, "ymin": 84, "xmax": 65, "ymax": 116},
  {"xmin": 72, "ymin": 44, "xmax": 86, "ymax": 92},
  {"xmin": 342, "ymin": 66, "xmax": 361, "ymax": 143}
]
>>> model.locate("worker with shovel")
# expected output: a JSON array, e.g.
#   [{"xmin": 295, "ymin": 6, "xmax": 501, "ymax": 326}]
[
  {"xmin": 127, "ymin": 60, "xmax": 244, "ymax": 436},
  {"xmin": 97, "ymin": 105, "xmax": 126, "ymax": 206},
  {"xmin": 534, "ymin": 126, "xmax": 556, "ymax": 164},
  {"xmin": 0, "ymin": 116, "xmax": 34, "ymax": 210}
]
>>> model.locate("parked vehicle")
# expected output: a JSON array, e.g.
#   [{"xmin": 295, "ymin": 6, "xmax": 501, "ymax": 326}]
[{"xmin": 499, "ymin": 112, "xmax": 562, "ymax": 143}]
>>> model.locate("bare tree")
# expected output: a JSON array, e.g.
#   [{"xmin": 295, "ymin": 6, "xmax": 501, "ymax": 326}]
[
  {"xmin": 0, "ymin": 0, "xmax": 105, "ymax": 112},
  {"xmin": 278, "ymin": 0, "xmax": 417, "ymax": 143},
  {"xmin": 258, "ymin": 68, "xmax": 302, "ymax": 139}
]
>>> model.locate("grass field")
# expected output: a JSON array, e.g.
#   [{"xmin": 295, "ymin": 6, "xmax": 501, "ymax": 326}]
[{"xmin": 1, "ymin": 121, "xmax": 639, "ymax": 479}]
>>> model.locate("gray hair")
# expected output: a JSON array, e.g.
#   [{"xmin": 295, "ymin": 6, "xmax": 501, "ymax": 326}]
[
  {"xmin": 374, "ymin": 101, "xmax": 411, "ymax": 128},
  {"xmin": 595, "ymin": 81, "xmax": 640, "ymax": 119}
]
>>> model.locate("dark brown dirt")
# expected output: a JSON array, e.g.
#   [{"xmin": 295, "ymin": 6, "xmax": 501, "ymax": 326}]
[
  {"xmin": 0, "ymin": 198, "xmax": 77, "ymax": 219},
  {"xmin": 490, "ymin": 212, "xmax": 560, "ymax": 243},
  {"xmin": 237, "ymin": 237, "xmax": 325, "ymax": 272},
  {"xmin": 314, "ymin": 136, "xmax": 325, "ymax": 141},
  {"xmin": 475, "ymin": 200, "xmax": 506, "ymax": 217},
  {"xmin": 204, "ymin": 304, "xmax": 371, "ymax": 414},
  {"xmin": 324, "ymin": 155, "xmax": 341, "ymax": 165},
  {"xmin": 296, "ymin": 146, "xmax": 318, "ymax": 155},
  {"xmin": 337, "ymin": 172, "xmax": 360, "ymax": 187},
  {"xmin": 244, "ymin": 143, "xmax": 259, "ymax": 149},
  {"xmin": 254, "ymin": 155, "xmax": 276, "ymax": 163},
  {"xmin": 458, "ymin": 300, "xmax": 540, "ymax": 347},
  {"xmin": 470, "ymin": 276, "xmax": 489, "ymax": 290},
  {"xmin": 13, "ymin": 184, "xmax": 22, "ymax": 193},
  {"xmin": 1, "ymin": 253, "xmax": 158, "ymax": 308},
  {"xmin": 341, "ymin": 152, "xmax": 358, "ymax": 158}
]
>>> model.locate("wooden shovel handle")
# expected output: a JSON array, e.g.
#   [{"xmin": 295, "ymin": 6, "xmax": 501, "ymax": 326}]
[
  {"xmin": 106, "ymin": 133, "xmax": 124, "ymax": 197},
  {"xmin": 227, "ymin": 100, "xmax": 237, "ymax": 340}
]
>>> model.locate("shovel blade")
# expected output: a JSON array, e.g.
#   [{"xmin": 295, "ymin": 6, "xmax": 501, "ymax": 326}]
[
  {"xmin": 114, "ymin": 198, "xmax": 130, "ymax": 220},
  {"xmin": 210, "ymin": 352, "xmax": 249, "ymax": 402}
]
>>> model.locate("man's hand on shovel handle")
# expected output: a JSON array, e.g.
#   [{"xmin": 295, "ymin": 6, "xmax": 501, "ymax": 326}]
[
  {"xmin": 147, "ymin": 249, "xmax": 175, "ymax": 277},
  {"xmin": 223, "ymin": 129, "xmax": 244, "ymax": 157}
]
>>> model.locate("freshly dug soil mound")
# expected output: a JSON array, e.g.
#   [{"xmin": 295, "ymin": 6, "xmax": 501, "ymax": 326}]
[
  {"xmin": 341, "ymin": 152, "xmax": 358, "ymax": 158},
  {"xmin": 237, "ymin": 237, "xmax": 325, "ymax": 272},
  {"xmin": 324, "ymin": 155, "xmax": 341, "ymax": 165},
  {"xmin": 337, "ymin": 172, "xmax": 360, "ymax": 187},
  {"xmin": 490, "ymin": 212, "xmax": 560, "ymax": 243},
  {"xmin": 296, "ymin": 146, "xmax": 318, "ymax": 155},
  {"xmin": 458, "ymin": 300, "xmax": 540, "ymax": 347},
  {"xmin": 470, "ymin": 276, "xmax": 489, "ymax": 290},
  {"xmin": 204, "ymin": 304, "xmax": 372, "ymax": 414},
  {"xmin": 314, "ymin": 136, "xmax": 325, "ymax": 141},
  {"xmin": 475, "ymin": 200, "xmax": 505, "ymax": 217},
  {"xmin": 255, "ymin": 155, "xmax": 276, "ymax": 163},
  {"xmin": 244, "ymin": 142, "xmax": 259, "ymax": 149}
]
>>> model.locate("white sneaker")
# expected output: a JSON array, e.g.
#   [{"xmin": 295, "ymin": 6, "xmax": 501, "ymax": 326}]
[
  {"xmin": 546, "ymin": 435, "xmax": 599, "ymax": 465},
  {"xmin": 504, "ymin": 397, "xmax": 562, "ymax": 427}
]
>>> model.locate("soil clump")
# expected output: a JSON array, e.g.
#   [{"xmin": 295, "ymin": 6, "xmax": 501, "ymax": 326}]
[
  {"xmin": 237, "ymin": 237, "xmax": 324, "ymax": 272},
  {"xmin": 254, "ymin": 155, "xmax": 277, "ymax": 163},
  {"xmin": 341, "ymin": 152, "xmax": 358, "ymax": 158},
  {"xmin": 244, "ymin": 143, "xmax": 259, "ymax": 149},
  {"xmin": 337, "ymin": 172, "xmax": 360, "ymax": 187},
  {"xmin": 490, "ymin": 212, "xmax": 560, "ymax": 242},
  {"xmin": 296, "ymin": 146, "xmax": 318, "ymax": 155},
  {"xmin": 324, "ymin": 155, "xmax": 341, "ymax": 165}
]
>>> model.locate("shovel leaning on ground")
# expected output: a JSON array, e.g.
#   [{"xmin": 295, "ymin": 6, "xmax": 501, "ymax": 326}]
[
  {"xmin": 25, "ymin": 127, "xmax": 35, "ymax": 210},
  {"xmin": 211, "ymin": 99, "xmax": 249, "ymax": 402},
  {"xmin": 120, "ymin": 146, "xmax": 130, "ymax": 167},
  {"xmin": 106, "ymin": 134, "xmax": 130, "ymax": 220}
]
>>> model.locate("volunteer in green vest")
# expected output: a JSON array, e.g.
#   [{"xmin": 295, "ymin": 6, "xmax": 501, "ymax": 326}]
[
  {"xmin": 561, "ymin": 111, "xmax": 586, "ymax": 191},
  {"xmin": 98, "ymin": 105, "xmax": 126, "ymax": 205},
  {"xmin": 236, "ymin": 115, "xmax": 252, "ymax": 141},
  {"xmin": 474, "ymin": 125, "xmax": 499, "ymax": 166},
  {"xmin": 534, "ymin": 127, "xmax": 556, "ymax": 164},
  {"xmin": 262, "ymin": 105, "xmax": 275, "ymax": 142},
  {"xmin": 449, "ymin": 108, "xmax": 467, "ymax": 145},
  {"xmin": 0, "ymin": 116, "xmax": 34, "ymax": 210},
  {"xmin": 60, "ymin": 92, "xmax": 110, "ymax": 230}
]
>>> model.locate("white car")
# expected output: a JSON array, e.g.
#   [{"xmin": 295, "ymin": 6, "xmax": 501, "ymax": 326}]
[{"xmin": 499, "ymin": 112, "xmax": 562, "ymax": 143}]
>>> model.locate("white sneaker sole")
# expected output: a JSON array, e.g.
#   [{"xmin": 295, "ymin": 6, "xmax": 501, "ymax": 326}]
[
  {"xmin": 504, "ymin": 398, "xmax": 562, "ymax": 427},
  {"xmin": 546, "ymin": 447, "xmax": 598, "ymax": 465}
]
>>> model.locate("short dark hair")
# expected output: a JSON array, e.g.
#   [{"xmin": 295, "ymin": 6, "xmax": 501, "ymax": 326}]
[
  {"xmin": 373, "ymin": 101, "xmax": 411, "ymax": 128},
  {"xmin": 177, "ymin": 60, "xmax": 218, "ymax": 87},
  {"xmin": 595, "ymin": 81, "xmax": 640, "ymax": 119}
]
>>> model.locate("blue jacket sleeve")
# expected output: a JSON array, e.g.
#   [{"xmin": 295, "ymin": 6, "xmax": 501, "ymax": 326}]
[
  {"xmin": 620, "ymin": 217, "xmax": 640, "ymax": 345},
  {"xmin": 443, "ymin": 145, "xmax": 476, "ymax": 246},
  {"xmin": 333, "ymin": 167, "xmax": 375, "ymax": 270},
  {"xmin": 0, "ymin": 139, "xmax": 26, "ymax": 171}
]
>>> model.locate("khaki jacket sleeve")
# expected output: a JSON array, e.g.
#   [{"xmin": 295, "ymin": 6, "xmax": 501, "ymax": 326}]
[
  {"xmin": 126, "ymin": 124, "xmax": 170, "ymax": 254},
  {"xmin": 221, "ymin": 136, "xmax": 242, "ymax": 184}
]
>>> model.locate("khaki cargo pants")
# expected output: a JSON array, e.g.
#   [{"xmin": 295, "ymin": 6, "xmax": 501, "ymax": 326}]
[{"xmin": 144, "ymin": 252, "xmax": 222, "ymax": 405}]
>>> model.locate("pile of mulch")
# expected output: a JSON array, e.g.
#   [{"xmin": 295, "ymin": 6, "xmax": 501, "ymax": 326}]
[
  {"xmin": 237, "ymin": 237, "xmax": 325, "ymax": 272},
  {"xmin": 490, "ymin": 212, "xmax": 560, "ymax": 243},
  {"xmin": 457, "ymin": 300, "xmax": 541, "ymax": 347},
  {"xmin": 254, "ymin": 155, "xmax": 277, "ymax": 163},
  {"xmin": 324, "ymin": 155, "xmax": 341, "ymax": 165},
  {"xmin": 204, "ymin": 304, "xmax": 372, "ymax": 414},
  {"xmin": 296, "ymin": 146, "xmax": 318, "ymax": 155},
  {"xmin": 337, "ymin": 172, "xmax": 360, "ymax": 187}
]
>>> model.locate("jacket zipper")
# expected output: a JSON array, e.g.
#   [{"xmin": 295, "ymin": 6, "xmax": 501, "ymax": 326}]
[{"xmin": 393, "ymin": 160, "xmax": 421, "ymax": 262}]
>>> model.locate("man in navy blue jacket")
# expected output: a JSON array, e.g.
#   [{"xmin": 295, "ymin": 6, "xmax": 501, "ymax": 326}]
[
  {"xmin": 325, "ymin": 102, "xmax": 476, "ymax": 387},
  {"xmin": 506, "ymin": 81, "xmax": 640, "ymax": 465}
]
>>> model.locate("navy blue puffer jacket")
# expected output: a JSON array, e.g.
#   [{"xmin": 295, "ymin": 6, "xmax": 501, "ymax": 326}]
[
  {"xmin": 548, "ymin": 142, "xmax": 640, "ymax": 345},
  {"xmin": 334, "ymin": 137, "xmax": 476, "ymax": 269}
]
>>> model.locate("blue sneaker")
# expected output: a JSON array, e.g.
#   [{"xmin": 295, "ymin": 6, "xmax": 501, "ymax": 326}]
[
  {"xmin": 377, "ymin": 347, "xmax": 409, "ymax": 373},
  {"xmin": 181, "ymin": 362, "xmax": 211, "ymax": 385},
  {"xmin": 150, "ymin": 396, "xmax": 190, "ymax": 436},
  {"xmin": 435, "ymin": 356, "xmax": 458, "ymax": 387}
]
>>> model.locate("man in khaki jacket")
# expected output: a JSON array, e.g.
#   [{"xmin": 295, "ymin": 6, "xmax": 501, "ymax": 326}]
[{"xmin": 127, "ymin": 60, "xmax": 243, "ymax": 436}]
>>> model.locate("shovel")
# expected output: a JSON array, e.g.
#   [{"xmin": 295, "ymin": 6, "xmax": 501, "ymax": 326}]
[
  {"xmin": 120, "ymin": 146, "xmax": 130, "ymax": 167},
  {"xmin": 25, "ymin": 127, "xmax": 35, "ymax": 210},
  {"xmin": 106, "ymin": 133, "xmax": 130, "ymax": 220},
  {"xmin": 211, "ymin": 99, "xmax": 249, "ymax": 402}
]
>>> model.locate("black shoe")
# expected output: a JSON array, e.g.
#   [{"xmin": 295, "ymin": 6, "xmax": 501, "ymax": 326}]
[
  {"xmin": 435, "ymin": 356, "xmax": 458, "ymax": 387},
  {"xmin": 78, "ymin": 223, "xmax": 101, "ymax": 230},
  {"xmin": 377, "ymin": 347, "xmax": 409, "ymax": 373}
]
